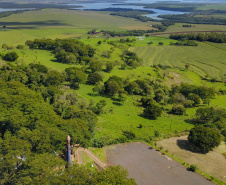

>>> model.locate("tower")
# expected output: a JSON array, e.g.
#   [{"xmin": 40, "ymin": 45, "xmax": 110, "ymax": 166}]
[{"xmin": 66, "ymin": 135, "xmax": 72, "ymax": 165}]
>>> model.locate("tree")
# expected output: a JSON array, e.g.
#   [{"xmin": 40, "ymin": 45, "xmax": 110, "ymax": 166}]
[
  {"xmin": 154, "ymin": 89, "xmax": 165, "ymax": 103},
  {"xmin": 87, "ymin": 72, "xmax": 103, "ymax": 85},
  {"xmin": 143, "ymin": 103, "xmax": 162, "ymax": 119},
  {"xmin": 65, "ymin": 67, "xmax": 87, "ymax": 88},
  {"xmin": 171, "ymin": 104, "xmax": 186, "ymax": 115},
  {"xmin": 45, "ymin": 70, "xmax": 65, "ymax": 86},
  {"xmin": 106, "ymin": 62, "xmax": 114, "ymax": 72},
  {"xmin": 105, "ymin": 80, "xmax": 121, "ymax": 96},
  {"xmin": 3, "ymin": 52, "xmax": 19, "ymax": 61},
  {"xmin": 188, "ymin": 126, "xmax": 221, "ymax": 153},
  {"xmin": 16, "ymin": 45, "xmax": 25, "ymax": 49},
  {"xmin": 188, "ymin": 93, "xmax": 202, "ymax": 106},
  {"xmin": 125, "ymin": 81, "xmax": 140, "ymax": 95},
  {"xmin": 97, "ymin": 40, "xmax": 102, "ymax": 45},
  {"xmin": 185, "ymin": 64, "xmax": 190, "ymax": 70},
  {"xmin": 147, "ymin": 41, "xmax": 153, "ymax": 45},
  {"xmin": 55, "ymin": 50, "xmax": 76, "ymax": 64},
  {"xmin": 90, "ymin": 60, "xmax": 103, "ymax": 72}
]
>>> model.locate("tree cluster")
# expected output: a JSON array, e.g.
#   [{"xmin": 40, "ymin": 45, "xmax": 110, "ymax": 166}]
[
  {"xmin": 170, "ymin": 40, "xmax": 198, "ymax": 46},
  {"xmin": 25, "ymin": 38, "xmax": 95, "ymax": 64}
]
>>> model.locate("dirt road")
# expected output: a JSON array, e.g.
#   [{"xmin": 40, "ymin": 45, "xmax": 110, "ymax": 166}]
[{"xmin": 107, "ymin": 142, "xmax": 214, "ymax": 185}]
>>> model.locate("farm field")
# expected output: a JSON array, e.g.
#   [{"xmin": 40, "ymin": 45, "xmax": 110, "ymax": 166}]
[
  {"xmin": 157, "ymin": 136, "xmax": 226, "ymax": 183},
  {"xmin": 0, "ymin": 9, "xmax": 153, "ymax": 45},
  {"xmin": 130, "ymin": 43, "xmax": 226, "ymax": 78},
  {"xmin": 165, "ymin": 23, "xmax": 226, "ymax": 34}
]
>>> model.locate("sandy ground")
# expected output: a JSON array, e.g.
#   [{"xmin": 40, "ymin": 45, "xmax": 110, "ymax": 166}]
[
  {"xmin": 106, "ymin": 142, "xmax": 214, "ymax": 185},
  {"xmin": 157, "ymin": 136, "xmax": 226, "ymax": 183}
]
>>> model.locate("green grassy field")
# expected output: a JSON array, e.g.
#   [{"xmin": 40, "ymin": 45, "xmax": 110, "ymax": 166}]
[
  {"xmin": 196, "ymin": 4, "xmax": 226, "ymax": 11},
  {"xmin": 130, "ymin": 42, "xmax": 226, "ymax": 78},
  {"xmin": 0, "ymin": 7, "xmax": 225, "ymax": 144},
  {"xmin": 0, "ymin": 9, "xmax": 153, "ymax": 45}
]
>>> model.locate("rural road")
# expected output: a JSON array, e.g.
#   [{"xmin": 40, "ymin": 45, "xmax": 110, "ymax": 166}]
[
  {"xmin": 107, "ymin": 142, "xmax": 215, "ymax": 185},
  {"xmin": 76, "ymin": 148, "xmax": 107, "ymax": 168}
]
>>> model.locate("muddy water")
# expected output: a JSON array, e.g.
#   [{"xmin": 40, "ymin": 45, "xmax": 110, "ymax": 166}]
[{"xmin": 107, "ymin": 142, "xmax": 214, "ymax": 185}]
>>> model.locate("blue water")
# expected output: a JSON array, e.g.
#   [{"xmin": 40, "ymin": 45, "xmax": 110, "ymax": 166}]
[
  {"xmin": 67, "ymin": 1, "xmax": 187, "ymax": 20},
  {"xmin": 0, "ymin": 0, "xmax": 225, "ymax": 20}
]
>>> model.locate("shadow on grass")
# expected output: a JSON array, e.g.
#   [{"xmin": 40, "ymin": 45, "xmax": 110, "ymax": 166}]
[
  {"xmin": 139, "ymin": 114, "xmax": 157, "ymax": 120},
  {"xmin": 112, "ymin": 101, "xmax": 122, "ymax": 106},
  {"xmin": 176, "ymin": 139, "xmax": 206, "ymax": 154},
  {"xmin": 0, "ymin": 20, "xmax": 71, "ymax": 29},
  {"xmin": 184, "ymin": 118, "xmax": 197, "ymax": 125},
  {"xmin": 87, "ymin": 93, "xmax": 100, "ymax": 97}
]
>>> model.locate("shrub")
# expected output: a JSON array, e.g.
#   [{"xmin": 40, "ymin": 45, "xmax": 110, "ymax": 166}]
[
  {"xmin": 190, "ymin": 164, "xmax": 197, "ymax": 172},
  {"xmin": 122, "ymin": 130, "xmax": 136, "ymax": 140},
  {"xmin": 154, "ymin": 130, "xmax": 160, "ymax": 137}
]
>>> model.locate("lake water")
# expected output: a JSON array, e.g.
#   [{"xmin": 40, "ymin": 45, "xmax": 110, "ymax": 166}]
[
  {"xmin": 0, "ymin": 0, "xmax": 225, "ymax": 20},
  {"xmin": 66, "ymin": 1, "xmax": 187, "ymax": 20}
]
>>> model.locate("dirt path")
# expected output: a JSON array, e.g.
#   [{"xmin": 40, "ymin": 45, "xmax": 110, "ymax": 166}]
[
  {"xmin": 76, "ymin": 148, "xmax": 107, "ymax": 168},
  {"xmin": 107, "ymin": 142, "xmax": 214, "ymax": 185}
]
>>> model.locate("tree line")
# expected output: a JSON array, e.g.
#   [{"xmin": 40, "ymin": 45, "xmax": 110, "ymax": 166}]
[
  {"xmin": 159, "ymin": 14, "xmax": 226, "ymax": 25},
  {"xmin": 169, "ymin": 32, "xmax": 226, "ymax": 43}
]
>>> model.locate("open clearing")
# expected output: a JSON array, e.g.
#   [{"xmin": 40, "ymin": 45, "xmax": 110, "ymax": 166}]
[
  {"xmin": 157, "ymin": 136, "xmax": 226, "ymax": 183},
  {"xmin": 106, "ymin": 142, "xmax": 214, "ymax": 185}
]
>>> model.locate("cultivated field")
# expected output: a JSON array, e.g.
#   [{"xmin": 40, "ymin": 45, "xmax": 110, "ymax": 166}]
[
  {"xmin": 157, "ymin": 136, "xmax": 226, "ymax": 183},
  {"xmin": 130, "ymin": 43, "xmax": 226, "ymax": 78}
]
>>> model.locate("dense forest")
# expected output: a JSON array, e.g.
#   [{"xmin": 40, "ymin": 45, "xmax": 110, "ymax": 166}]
[{"xmin": 0, "ymin": 62, "xmax": 137, "ymax": 184}]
